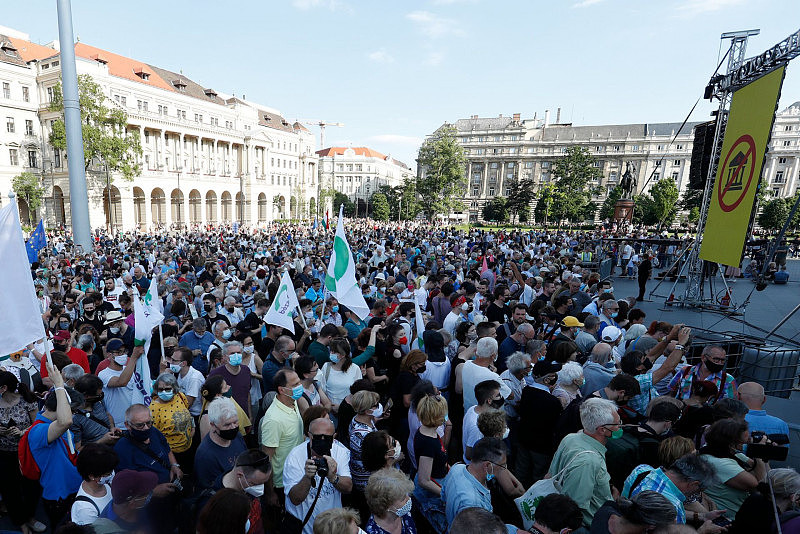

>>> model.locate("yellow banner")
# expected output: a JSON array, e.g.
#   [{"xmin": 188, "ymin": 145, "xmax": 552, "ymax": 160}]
[{"xmin": 700, "ymin": 66, "xmax": 785, "ymax": 266}]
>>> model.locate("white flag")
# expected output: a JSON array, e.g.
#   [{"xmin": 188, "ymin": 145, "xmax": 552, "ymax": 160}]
[
  {"xmin": 265, "ymin": 270, "xmax": 301, "ymax": 332},
  {"xmin": 325, "ymin": 205, "xmax": 370, "ymax": 320},
  {"xmin": 132, "ymin": 285, "xmax": 163, "ymax": 405},
  {"xmin": 0, "ymin": 203, "xmax": 45, "ymax": 355},
  {"xmin": 413, "ymin": 298, "xmax": 426, "ymax": 351}
]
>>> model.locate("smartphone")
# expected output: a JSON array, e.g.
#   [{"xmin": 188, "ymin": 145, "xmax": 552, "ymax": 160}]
[
  {"xmin": 385, "ymin": 398, "xmax": 394, "ymax": 411},
  {"xmin": 712, "ymin": 517, "xmax": 732, "ymax": 527}
]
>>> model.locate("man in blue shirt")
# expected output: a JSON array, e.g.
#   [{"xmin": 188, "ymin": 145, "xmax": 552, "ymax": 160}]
[
  {"xmin": 304, "ymin": 278, "xmax": 324, "ymax": 304},
  {"xmin": 180, "ymin": 318, "xmax": 216, "ymax": 374},
  {"xmin": 114, "ymin": 404, "xmax": 183, "ymax": 487},
  {"xmin": 739, "ymin": 381, "xmax": 790, "ymax": 443},
  {"xmin": 194, "ymin": 397, "xmax": 247, "ymax": 489},
  {"xmin": 441, "ymin": 437, "xmax": 511, "ymax": 524}
]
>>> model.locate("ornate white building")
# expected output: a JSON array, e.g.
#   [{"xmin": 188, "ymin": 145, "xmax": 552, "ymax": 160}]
[
  {"xmin": 316, "ymin": 146, "xmax": 413, "ymax": 212},
  {"xmin": 0, "ymin": 26, "xmax": 318, "ymax": 231},
  {"xmin": 429, "ymin": 105, "xmax": 800, "ymax": 223}
]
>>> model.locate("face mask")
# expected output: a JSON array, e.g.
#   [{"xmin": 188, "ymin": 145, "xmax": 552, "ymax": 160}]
[
  {"xmin": 311, "ymin": 434, "xmax": 333, "ymax": 456},
  {"xmin": 243, "ymin": 345, "xmax": 254, "ymax": 354},
  {"xmin": 204, "ymin": 304, "xmax": 213, "ymax": 312},
  {"xmin": 604, "ymin": 287, "xmax": 615, "ymax": 294},
  {"xmin": 114, "ymin": 354, "xmax": 128, "ymax": 366},
  {"xmin": 486, "ymin": 465, "xmax": 495, "ymax": 482},
  {"xmin": 98, "ymin": 471, "xmax": 115, "ymax": 485},
  {"xmin": 393, "ymin": 441, "xmax": 402, "ymax": 459},
  {"xmin": 194, "ymin": 331, "xmax": 205, "ymax": 338},
  {"xmin": 229, "ymin": 353, "xmax": 243, "ymax": 366},
  {"xmin": 398, "ymin": 336, "xmax": 408, "ymax": 345},
  {"xmin": 329, "ymin": 352, "xmax": 339, "ymax": 364},
  {"xmin": 331, "ymin": 305, "xmax": 339, "ymax": 313},
  {"xmin": 169, "ymin": 363, "xmax": 182, "ymax": 374},
  {"xmin": 609, "ymin": 428, "xmax": 624, "ymax": 440},
  {"xmin": 244, "ymin": 482, "xmax": 264, "ymax": 498},
  {"xmin": 222, "ymin": 329, "xmax": 232, "ymax": 340},
  {"xmin": 158, "ymin": 390, "xmax": 174, "ymax": 402},
  {"xmin": 222, "ymin": 389, "xmax": 233, "ymax": 398},
  {"xmin": 245, "ymin": 519, "xmax": 251, "ymax": 534},
  {"xmin": 217, "ymin": 426, "xmax": 240, "ymax": 441},
  {"xmin": 59, "ymin": 321, "xmax": 70, "ymax": 329},
  {"xmin": 393, "ymin": 498, "xmax": 413, "ymax": 517},
  {"xmin": 610, "ymin": 312, "xmax": 618, "ymax": 318},
  {"xmin": 289, "ymin": 384, "xmax": 304, "ymax": 400},
  {"xmin": 304, "ymin": 311, "xmax": 314, "ymax": 319},
  {"xmin": 489, "ymin": 397, "xmax": 505, "ymax": 409},
  {"xmin": 704, "ymin": 359, "xmax": 725, "ymax": 373},
  {"xmin": 580, "ymin": 283, "xmax": 587, "ymax": 291},
  {"xmin": 129, "ymin": 427, "xmax": 150, "ymax": 442},
  {"xmin": 371, "ymin": 403, "xmax": 384, "ymax": 418},
  {"xmin": 416, "ymin": 364, "xmax": 427, "ymax": 374},
  {"xmin": 502, "ymin": 427, "xmax": 510, "ymax": 439},
  {"xmin": 109, "ymin": 327, "xmax": 121, "ymax": 334}
]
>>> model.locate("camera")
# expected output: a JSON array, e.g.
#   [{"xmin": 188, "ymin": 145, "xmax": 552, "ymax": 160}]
[
  {"xmin": 746, "ymin": 443, "xmax": 788, "ymax": 462},
  {"xmin": 313, "ymin": 457, "xmax": 329, "ymax": 479}
]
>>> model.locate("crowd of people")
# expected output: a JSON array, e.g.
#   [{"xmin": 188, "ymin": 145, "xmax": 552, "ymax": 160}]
[{"xmin": 1, "ymin": 218, "xmax": 797, "ymax": 534}]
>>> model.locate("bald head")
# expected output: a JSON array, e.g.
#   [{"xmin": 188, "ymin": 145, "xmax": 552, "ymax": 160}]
[
  {"xmin": 308, "ymin": 417, "xmax": 335, "ymax": 437},
  {"xmin": 737, "ymin": 382, "xmax": 766, "ymax": 410},
  {"xmin": 516, "ymin": 323, "xmax": 534, "ymax": 338},
  {"xmin": 589, "ymin": 342, "xmax": 613, "ymax": 364}
]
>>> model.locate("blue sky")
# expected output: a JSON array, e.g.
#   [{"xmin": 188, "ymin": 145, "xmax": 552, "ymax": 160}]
[{"xmin": 3, "ymin": 0, "xmax": 799, "ymax": 169}]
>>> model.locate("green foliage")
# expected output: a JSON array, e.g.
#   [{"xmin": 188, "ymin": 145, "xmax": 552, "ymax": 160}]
[
  {"xmin": 759, "ymin": 197, "xmax": 789, "ymax": 231},
  {"xmin": 482, "ymin": 197, "xmax": 508, "ymax": 223},
  {"xmin": 378, "ymin": 179, "xmax": 421, "ymax": 220},
  {"xmin": 688, "ymin": 207, "xmax": 700, "ymax": 224},
  {"xmin": 505, "ymin": 178, "xmax": 536, "ymax": 223},
  {"xmin": 550, "ymin": 146, "xmax": 602, "ymax": 223},
  {"xmin": 679, "ymin": 188, "xmax": 703, "ymax": 212},
  {"xmin": 49, "ymin": 74, "xmax": 142, "ymax": 181},
  {"xmin": 332, "ymin": 191, "xmax": 355, "ymax": 217},
  {"xmin": 416, "ymin": 126, "xmax": 467, "ymax": 218},
  {"xmin": 370, "ymin": 192, "xmax": 390, "ymax": 221},
  {"xmin": 12, "ymin": 171, "xmax": 45, "ymax": 212},
  {"xmin": 534, "ymin": 183, "xmax": 565, "ymax": 226},
  {"xmin": 633, "ymin": 194, "xmax": 658, "ymax": 226},
  {"xmin": 648, "ymin": 178, "xmax": 680, "ymax": 228},
  {"xmin": 600, "ymin": 185, "xmax": 623, "ymax": 220}
]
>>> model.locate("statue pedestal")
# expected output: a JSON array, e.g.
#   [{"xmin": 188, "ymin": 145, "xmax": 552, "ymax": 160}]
[{"xmin": 614, "ymin": 199, "xmax": 635, "ymax": 223}]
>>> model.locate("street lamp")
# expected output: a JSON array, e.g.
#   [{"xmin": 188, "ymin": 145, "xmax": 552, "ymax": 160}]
[{"xmin": 105, "ymin": 159, "xmax": 113, "ymax": 234}]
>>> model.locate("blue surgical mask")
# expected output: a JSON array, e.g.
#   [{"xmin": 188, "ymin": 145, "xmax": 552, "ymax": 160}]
[
  {"xmin": 222, "ymin": 329, "xmax": 232, "ymax": 340},
  {"xmin": 158, "ymin": 390, "xmax": 175, "ymax": 402},
  {"xmin": 486, "ymin": 465, "xmax": 495, "ymax": 482},
  {"xmin": 245, "ymin": 519, "xmax": 251, "ymax": 533},
  {"xmin": 229, "ymin": 352, "xmax": 243, "ymax": 366},
  {"xmin": 611, "ymin": 312, "xmax": 618, "ymax": 319},
  {"xmin": 331, "ymin": 305, "xmax": 339, "ymax": 313},
  {"xmin": 290, "ymin": 384, "xmax": 304, "ymax": 400},
  {"xmin": 329, "ymin": 352, "xmax": 339, "ymax": 364}
]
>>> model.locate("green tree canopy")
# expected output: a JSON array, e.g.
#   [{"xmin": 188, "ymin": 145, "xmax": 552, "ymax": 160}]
[
  {"xmin": 416, "ymin": 125, "xmax": 467, "ymax": 218},
  {"xmin": 550, "ymin": 146, "xmax": 602, "ymax": 223},
  {"xmin": 332, "ymin": 191, "xmax": 355, "ymax": 217},
  {"xmin": 12, "ymin": 172, "xmax": 45, "ymax": 223},
  {"xmin": 49, "ymin": 74, "xmax": 142, "ymax": 181},
  {"xmin": 505, "ymin": 178, "xmax": 536, "ymax": 223},
  {"xmin": 649, "ymin": 178, "xmax": 680, "ymax": 229},
  {"xmin": 370, "ymin": 192, "xmax": 390, "ymax": 221},
  {"xmin": 600, "ymin": 185, "xmax": 623, "ymax": 221},
  {"xmin": 482, "ymin": 197, "xmax": 508, "ymax": 223},
  {"xmin": 758, "ymin": 197, "xmax": 789, "ymax": 231}
]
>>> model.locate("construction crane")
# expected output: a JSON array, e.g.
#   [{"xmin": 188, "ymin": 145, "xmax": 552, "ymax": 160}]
[{"xmin": 295, "ymin": 120, "xmax": 344, "ymax": 150}]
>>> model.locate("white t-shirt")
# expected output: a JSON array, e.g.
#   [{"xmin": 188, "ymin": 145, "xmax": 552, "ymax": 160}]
[
  {"xmin": 71, "ymin": 483, "xmax": 113, "ymax": 525},
  {"xmin": 177, "ymin": 366, "xmax": 205, "ymax": 416},
  {"xmin": 462, "ymin": 406, "xmax": 483, "ymax": 464},
  {"xmin": 442, "ymin": 311, "xmax": 464, "ymax": 337},
  {"xmin": 283, "ymin": 440, "xmax": 351, "ymax": 534},
  {"xmin": 98, "ymin": 366, "xmax": 135, "ymax": 430},
  {"xmin": 318, "ymin": 363, "xmax": 362, "ymax": 405},
  {"xmin": 103, "ymin": 287, "xmax": 125, "ymax": 309},
  {"xmin": 520, "ymin": 284, "xmax": 534, "ymax": 307},
  {"xmin": 461, "ymin": 361, "xmax": 512, "ymax": 411}
]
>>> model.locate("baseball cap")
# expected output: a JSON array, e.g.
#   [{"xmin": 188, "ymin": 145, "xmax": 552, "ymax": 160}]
[
  {"xmin": 601, "ymin": 326, "xmax": 622, "ymax": 343},
  {"xmin": 106, "ymin": 338, "xmax": 125, "ymax": 352},
  {"xmin": 533, "ymin": 360, "xmax": 562, "ymax": 377},
  {"xmin": 561, "ymin": 316, "xmax": 584, "ymax": 328},
  {"xmin": 111, "ymin": 470, "xmax": 158, "ymax": 504},
  {"xmin": 53, "ymin": 330, "xmax": 70, "ymax": 342}
]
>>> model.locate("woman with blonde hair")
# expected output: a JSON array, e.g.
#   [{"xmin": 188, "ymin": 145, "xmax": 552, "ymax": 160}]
[
  {"xmin": 412, "ymin": 393, "xmax": 449, "ymax": 533},
  {"xmin": 365, "ymin": 468, "xmax": 417, "ymax": 534},
  {"xmin": 312, "ymin": 508, "xmax": 361, "ymax": 534}
]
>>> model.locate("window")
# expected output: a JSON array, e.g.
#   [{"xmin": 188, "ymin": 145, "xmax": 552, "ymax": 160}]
[
  {"xmin": 784, "ymin": 140, "xmax": 792, "ymax": 147},
  {"xmin": 593, "ymin": 161, "xmax": 600, "ymax": 168},
  {"xmin": 6, "ymin": 116, "xmax": 14, "ymax": 133},
  {"xmin": 2, "ymin": 82, "xmax": 9, "ymax": 98},
  {"xmin": 494, "ymin": 136, "xmax": 501, "ymax": 142},
  {"xmin": 41, "ymin": 63, "xmax": 49, "ymax": 70},
  {"xmin": 779, "ymin": 157, "xmax": 787, "ymax": 164},
  {"xmin": 475, "ymin": 148, "xmax": 484, "ymax": 155},
  {"xmin": 509, "ymin": 148, "xmax": 518, "ymax": 155},
  {"xmin": 595, "ymin": 146, "xmax": 602, "ymax": 152},
  {"xmin": 506, "ymin": 173, "xmax": 514, "ymax": 180},
  {"xmin": 472, "ymin": 188, "xmax": 480, "ymax": 196},
  {"xmin": 25, "ymin": 120, "xmax": 33, "ymax": 136},
  {"xmin": 346, "ymin": 164, "xmax": 353, "ymax": 171},
  {"xmin": 773, "ymin": 188, "xmax": 781, "ymax": 196},
  {"xmin": 657, "ymin": 144, "xmax": 664, "ymax": 151},
  {"xmin": 673, "ymin": 160, "xmax": 681, "ymax": 166},
  {"xmin": 542, "ymin": 161, "xmax": 550, "ymax": 168},
  {"xmin": 676, "ymin": 144, "xmax": 684, "ymax": 150},
  {"xmin": 120, "ymin": 96, "xmax": 126, "ymax": 106},
  {"xmin": 609, "ymin": 171, "xmax": 618, "ymax": 181},
  {"xmin": 9, "ymin": 149, "xmax": 18, "ymax": 166},
  {"xmin": 336, "ymin": 163, "xmax": 343, "ymax": 171},
  {"xmin": 653, "ymin": 172, "xmax": 660, "ymax": 180},
  {"xmin": 47, "ymin": 87, "xmax": 54, "ymax": 102},
  {"xmin": 613, "ymin": 145, "xmax": 621, "ymax": 152},
  {"xmin": 507, "ymin": 162, "xmax": 515, "ymax": 168},
  {"xmin": 776, "ymin": 171, "xmax": 785, "ymax": 183},
  {"xmin": 524, "ymin": 162, "xmax": 533, "ymax": 169},
  {"xmin": 22, "ymin": 86, "xmax": 29, "ymax": 102},
  {"xmin": 493, "ymin": 148, "xmax": 502, "ymax": 154},
  {"xmin": 785, "ymin": 125, "xmax": 793, "ymax": 132},
  {"xmin": 194, "ymin": 113, "xmax": 200, "ymax": 122},
  {"xmin": 632, "ymin": 145, "xmax": 639, "ymax": 151},
  {"xmin": 51, "ymin": 60, "xmax": 59, "ymax": 67},
  {"xmin": 28, "ymin": 150, "xmax": 37, "ymax": 168},
  {"xmin": 490, "ymin": 162, "xmax": 498, "ymax": 169},
  {"xmin": 355, "ymin": 164, "xmax": 362, "ymax": 171},
  {"xmin": 672, "ymin": 171, "xmax": 679, "ymax": 180},
  {"xmin": 489, "ymin": 187, "xmax": 495, "ymax": 196},
  {"xmin": 505, "ymin": 188, "xmax": 511, "ymax": 196},
  {"xmin": 54, "ymin": 151, "xmax": 61, "ymax": 168}
]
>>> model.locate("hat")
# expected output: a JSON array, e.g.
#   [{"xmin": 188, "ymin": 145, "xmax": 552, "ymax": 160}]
[
  {"xmin": 539, "ymin": 267, "xmax": 550, "ymax": 273},
  {"xmin": 561, "ymin": 316, "xmax": 584, "ymax": 328},
  {"xmin": 111, "ymin": 470, "xmax": 158, "ymax": 505},
  {"xmin": 374, "ymin": 273, "xmax": 386, "ymax": 281},
  {"xmin": 53, "ymin": 330, "xmax": 70, "ymax": 342},
  {"xmin": 453, "ymin": 295, "xmax": 467, "ymax": 308},
  {"xmin": 533, "ymin": 360, "xmax": 562, "ymax": 377},
  {"xmin": 104, "ymin": 310, "xmax": 124, "ymax": 326},
  {"xmin": 106, "ymin": 338, "xmax": 125, "ymax": 352},
  {"xmin": 624, "ymin": 324, "xmax": 647, "ymax": 341},
  {"xmin": 601, "ymin": 326, "xmax": 622, "ymax": 343}
]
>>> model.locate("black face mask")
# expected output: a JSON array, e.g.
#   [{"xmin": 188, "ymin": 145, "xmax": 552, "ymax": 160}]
[
  {"xmin": 129, "ymin": 427, "xmax": 150, "ymax": 442},
  {"xmin": 163, "ymin": 346, "xmax": 175, "ymax": 358},
  {"xmin": 311, "ymin": 434, "xmax": 333, "ymax": 457},
  {"xmin": 204, "ymin": 304, "xmax": 213, "ymax": 312},
  {"xmin": 416, "ymin": 365, "xmax": 427, "ymax": 374},
  {"xmin": 704, "ymin": 359, "xmax": 725, "ymax": 373},
  {"xmin": 641, "ymin": 358, "xmax": 653, "ymax": 371},
  {"xmin": 217, "ymin": 427, "xmax": 239, "ymax": 441},
  {"xmin": 53, "ymin": 343, "xmax": 67, "ymax": 352},
  {"xmin": 489, "ymin": 397, "xmax": 505, "ymax": 409}
]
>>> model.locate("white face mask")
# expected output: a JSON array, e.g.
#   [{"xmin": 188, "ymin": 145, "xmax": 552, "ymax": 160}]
[
  {"xmin": 243, "ymin": 482, "xmax": 264, "ymax": 498},
  {"xmin": 502, "ymin": 427, "xmax": 510, "ymax": 440},
  {"xmin": 371, "ymin": 403, "xmax": 384, "ymax": 419},
  {"xmin": 243, "ymin": 345, "xmax": 255, "ymax": 354},
  {"xmin": 114, "ymin": 354, "xmax": 127, "ymax": 366},
  {"xmin": 98, "ymin": 471, "xmax": 115, "ymax": 485},
  {"xmin": 393, "ymin": 441, "xmax": 402, "ymax": 459}
]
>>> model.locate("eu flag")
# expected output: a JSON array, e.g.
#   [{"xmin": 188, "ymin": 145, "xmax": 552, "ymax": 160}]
[{"xmin": 25, "ymin": 219, "xmax": 46, "ymax": 264}]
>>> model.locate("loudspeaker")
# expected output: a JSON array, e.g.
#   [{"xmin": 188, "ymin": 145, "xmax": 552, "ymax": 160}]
[{"xmin": 689, "ymin": 120, "xmax": 716, "ymax": 190}]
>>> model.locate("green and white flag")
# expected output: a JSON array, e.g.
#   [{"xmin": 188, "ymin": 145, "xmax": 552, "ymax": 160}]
[
  {"xmin": 265, "ymin": 270, "xmax": 301, "ymax": 332},
  {"xmin": 325, "ymin": 205, "xmax": 370, "ymax": 320},
  {"xmin": 132, "ymin": 284, "xmax": 163, "ymax": 406}
]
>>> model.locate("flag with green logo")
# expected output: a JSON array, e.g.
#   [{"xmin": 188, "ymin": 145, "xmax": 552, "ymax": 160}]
[
  {"xmin": 265, "ymin": 270, "xmax": 301, "ymax": 331},
  {"xmin": 325, "ymin": 205, "xmax": 370, "ymax": 320},
  {"xmin": 132, "ymin": 284, "xmax": 163, "ymax": 406}
]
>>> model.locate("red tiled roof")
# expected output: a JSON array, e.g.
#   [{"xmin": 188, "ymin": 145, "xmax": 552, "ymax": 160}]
[
  {"xmin": 7, "ymin": 36, "xmax": 59, "ymax": 62},
  {"xmin": 316, "ymin": 146, "xmax": 387, "ymax": 159},
  {"xmin": 74, "ymin": 43, "xmax": 175, "ymax": 91}
]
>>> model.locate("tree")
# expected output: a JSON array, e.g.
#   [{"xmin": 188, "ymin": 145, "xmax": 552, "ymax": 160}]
[
  {"xmin": 332, "ymin": 191, "xmax": 355, "ymax": 217},
  {"xmin": 371, "ymin": 192, "xmax": 390, "ymax": 221},
  {"xmin": 534, "ymin": 183, "xmax": 566, "ymax": 227},
  {"xmin": 49, "ymin": 74, "xmax": 142, "ymax": 181},
  {"xmin": 633, "ymin": 194, "xmax": 658, "ymax": 226},
  {"xmin": 649, "ymin": 178, "xmax": 680, "ymax": 229},
  {"xmin": 758, "ymin": 198, "xmax": 789, "ymax": 231},
  {"xmin": 416, "ymin": 125, "xmax": 467, "ymax": 218},
  {"xmin": 550, "ymin": 146, "xmax": 602, "ymax": 223},
  {"xmin": 505, "ymin": 178, "xmax": 536, "ymax": 224},
  {"xmin": 600, "ymin": 185, "xmax": 623, "ymax": 221},
  {"xmin": 679, "ymin": 188, "xmax": 703, "ymax": 212},
  {"xmin": 12, "ymin": 172, "xmax": 45, "ymax": 224},
  {"xmin": 482, "ymin": 198, "xmax": 508, "ymax": 223}
]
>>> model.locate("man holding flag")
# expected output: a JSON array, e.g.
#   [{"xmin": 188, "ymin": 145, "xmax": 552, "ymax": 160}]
[{"xmin": 26, "ymin": 219, "xmax": 47, "ymax": 264}]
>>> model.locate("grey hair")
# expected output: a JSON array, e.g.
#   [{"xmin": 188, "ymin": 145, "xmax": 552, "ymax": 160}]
[
  {"xmin": 438, "ymin": 328, "xmax": 452, "ymax": 346},
  {"xmin": 588, "ymin": 343, "xmax": 612, "ymax": 364},
  {"xmin": 213, "ymin": 320, "xmax": 229, "ymax": 334},
  {"xmin": 701, "ymin": 345, "xmax": 726, "ymax": 357},
  {"xmin": 192, "ymin": 317, "xmax": 206, "ymax": 330},
  {"xmin": 669, "ymin": 454, "xmax": 717, "ymax": 490},
  {"xmin": 62, "ymin": 363, "xmax": 86, "ymax": 383},
  {"xmin": 557, "ymin": 361, "xmax": 583, "ymax": 385},
  {"xmin": 223, "ymin": 340, "xmax": 243, "ymax": 354},
  {"xmin": 365, "ymin": 468, "xmax": 415, "ymax": 518},
  {"xmin": 274, "ymin": 335, "xmax": 295, "ymax": 354},
  {"xmin": 154, "ymin": 372, "xmax": 178, "ymax": 389},
  {"xmin": 207, "ymin": 397, "xmax": 238, "ymax": 425},
  {"xmin": 583, "ymin": 315, "xmax": 600, "ymax": 330},
  {"xmin": 516, "ymin": 323, "xmax": 534, "ymax": 337},
  {"xmin": 476, "ymin": 337, "xmax": 498, "ymax": 359},
  {"xmin": 77, "ymin": 334, "xmax": 95, "ymax": 351},
  {"xmin": 769, "ymin": 468, "xmax": 800, "ymax": 500},
  {"xmin": 224, "ymin": 296, "xmax": 237, "ymax": 306},
  {"xmin": 602, "ymin": 300, "xmax": 617, "ymax": 310},
  {"xmin": 627, "ymin": 490, "xmax": 678, "ymax": 526},
  {"xmin": 526, "ymin": 339, "xmax": 546, "ymax": 355},
  {"xmin": 579, "ymin": 397, "xmax": 617, "ymax": 432},
  {"xmin": 506, "ymin": 351, "xmax": 532, "ymax": 374}
]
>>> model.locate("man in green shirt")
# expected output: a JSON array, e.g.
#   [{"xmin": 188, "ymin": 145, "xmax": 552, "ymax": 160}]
[
  {"xmin": 309, "ymin": 323, "xmax": 338, "ymax": 366},
  {"xmin": 260, "ymin": 369, "xmax": 304, "ymax": 500},
  {"xmin": 548, "ymin": 397, "xmax": 620, "ymax": 527}
]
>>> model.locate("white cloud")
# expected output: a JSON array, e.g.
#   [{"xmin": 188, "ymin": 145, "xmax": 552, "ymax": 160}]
[
  {"xmin": 425, "ymin": 51, "xmax": 446, "ymax": 66},
  {"xmin": 675, "ymin": 0, "xmax": 744, "ymax": 15},
  {"xmin": 291, "ymin": 0, "xmax": 348, "ymax": 11},
  {"xmin": 406, "ymin": 11, "xmax": 465, "ymax": 39},
  {"xmin": 572, "ymin": 0, "xmax": 605, "ymax": 7},
  {"xmin": 367, "ymin": 48, "xmax": 395, "ymax": 64},
  {"xmin": 365, "ymin": 134, "xmax": 424, "ymax": 146}
]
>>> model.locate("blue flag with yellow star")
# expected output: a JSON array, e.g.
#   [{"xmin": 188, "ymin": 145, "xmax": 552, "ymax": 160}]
[{"xmin": 25, "ymin": 219, "xmax": 46, "ymax": 264}]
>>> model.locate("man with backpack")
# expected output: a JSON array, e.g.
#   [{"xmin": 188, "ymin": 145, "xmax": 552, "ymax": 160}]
[{"xmin": 22, "ymin": 356, "xmax": 82, "ymax": 529}]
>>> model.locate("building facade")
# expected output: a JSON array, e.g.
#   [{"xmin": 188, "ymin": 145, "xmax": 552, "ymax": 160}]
[
  {"xmin": 316, "ymin": 146, "xmax": 413, "ymax": 213},
  {"xmin": 428, "ymin": 105, "xmax": 800, "ymax": 223},
  {"xmin": 0, "ymin": 26, "xmax": 318, "ymax": 231}
]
